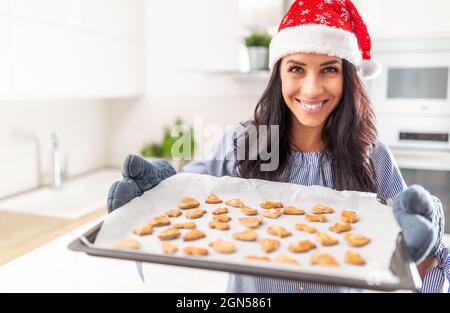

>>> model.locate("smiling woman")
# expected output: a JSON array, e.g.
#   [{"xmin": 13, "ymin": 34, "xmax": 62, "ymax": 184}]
[
  {"xmin": 236, "ymin": 53, "xmax": 377, "ymax": 193},
  {"xmin": 281, "ymin": 54, "xmax": 344, "ymax": 149},
  {"xmin": 107, "ymin": 0, "xmax": 448, "ymax": 293}
]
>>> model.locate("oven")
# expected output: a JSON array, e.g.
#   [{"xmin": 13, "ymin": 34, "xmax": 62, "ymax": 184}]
[
  {"xmin": 370, "ymin": 39, "xmax": 450, "ymax": 117},
  {"xmin": 369, "ymin": 39, "xmax": 450, "ymax": 233},
  {"xmin": 392, "ymin": 145, "xmax": 450, "ymax": 233}
]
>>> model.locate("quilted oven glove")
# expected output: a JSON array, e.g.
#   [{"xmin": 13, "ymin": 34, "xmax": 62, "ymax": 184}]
[
  {"xmin": 107, "ymin": 154, "xmax": 177, "ymax": 213},
  {"xmin": 393, "ymin": 185, "xmax": 445, "ymax": 263}
]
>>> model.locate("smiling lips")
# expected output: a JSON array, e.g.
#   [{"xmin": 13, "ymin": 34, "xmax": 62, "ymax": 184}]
[{"xmin": 295, "ymin": 99, "xmax": 328, "ymax": 112}]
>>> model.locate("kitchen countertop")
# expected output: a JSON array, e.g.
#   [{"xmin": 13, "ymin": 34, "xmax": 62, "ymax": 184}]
[
  {"xmin": 0, "ymin": 207, "xmax": 106, "ymax": 266},
  {"xmin": 0, "ymin": 169, "xmax": 121, "ymax": 219}
]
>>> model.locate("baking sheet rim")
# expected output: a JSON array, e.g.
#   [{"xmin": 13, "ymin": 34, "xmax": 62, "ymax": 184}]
[{"xmin": 68, "ymin": 222, "xmax": 421, "ymax": 292}]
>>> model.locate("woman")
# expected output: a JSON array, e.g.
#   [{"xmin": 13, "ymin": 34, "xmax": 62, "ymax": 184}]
[{"xmin": 108, "ymin": 0, "xmax": 448, "ymax": 292}]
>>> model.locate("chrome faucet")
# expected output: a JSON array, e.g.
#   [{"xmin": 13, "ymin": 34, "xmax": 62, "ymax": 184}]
[{"xmin": 51, "ymin": 133, "xmax": 66, "ymax": 189}]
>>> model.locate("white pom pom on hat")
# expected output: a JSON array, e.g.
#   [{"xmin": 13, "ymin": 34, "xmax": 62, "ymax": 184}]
[
  {"xmin": 269, "ymin": 0, "xmax": 382, "ymax": 80},
  {"xmin": 362, "ymin": 59, "xmax": 382, "ymax": 80}
]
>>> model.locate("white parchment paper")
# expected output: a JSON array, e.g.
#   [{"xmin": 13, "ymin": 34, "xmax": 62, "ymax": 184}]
[{"xmin": 94, "ymin": 173, "xmax": 401, "ymax": 285}]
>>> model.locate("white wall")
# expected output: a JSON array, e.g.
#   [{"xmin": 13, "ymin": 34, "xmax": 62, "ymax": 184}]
[
  {"xmin": 107, "ymin": 0, "xmax": 450, "ymax": 168},
  {"xmin": 0, "ymin": 0, "xmax": 144, "ymax": 199},
  {"xmin": 354, "ymin": 0, "xmax": 450, "ymax": 40},
  {"xmin": 0, "ymin": 100, "xmax": 113, "ymax": 198},
  {"xmin": 4, "ymin": 0, "xmax": 450, "ymax": 197},
  {"xmin": 107, "ymin": 95, "xmax": 262, "ymax": 167},
  {"xmin": 0, "ymin": 1, "xmax": 11, "ymax": 98},
  {"xmin": 106, "ymin": 0, "xmax": 267, "ymax": 167}
]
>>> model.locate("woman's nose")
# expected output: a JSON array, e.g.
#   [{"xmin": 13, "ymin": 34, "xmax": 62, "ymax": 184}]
[{"xmin": 301, "ymin": 73, "xmax": 324, "ymax": 99}]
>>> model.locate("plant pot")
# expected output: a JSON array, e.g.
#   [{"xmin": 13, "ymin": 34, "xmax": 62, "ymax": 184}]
[
  {"xmin": 247, "ymin": 46, "xmax": 269, "ymax": 71},
  {"xmin": 143, "ymin": 157, "xmax": 190, "ymax": 173}
]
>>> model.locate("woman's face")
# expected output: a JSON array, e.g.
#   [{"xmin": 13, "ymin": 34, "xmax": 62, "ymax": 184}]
[{"xmin": 280, "ymin": 53, "xmax": 344, "ymax": 129}]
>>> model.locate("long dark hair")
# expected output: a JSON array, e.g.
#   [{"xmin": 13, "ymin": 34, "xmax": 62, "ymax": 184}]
[{"xmin": 234, "ymin": 59, "xmax": 378, "ymax": 192}]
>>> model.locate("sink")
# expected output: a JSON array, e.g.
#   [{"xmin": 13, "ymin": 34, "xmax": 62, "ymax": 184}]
[{"xmin": 0, "ymin": 169, "xmax": 121, "ymax": 219}]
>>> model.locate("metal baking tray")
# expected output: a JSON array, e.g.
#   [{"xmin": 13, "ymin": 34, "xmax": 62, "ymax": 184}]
[
  {"xmin": 68, "ymin": 173, "xmax": 422, "ymax": 292},
  {"xmin": 68, "ymin": 222, "xmax": 421, "ymax": 292}
]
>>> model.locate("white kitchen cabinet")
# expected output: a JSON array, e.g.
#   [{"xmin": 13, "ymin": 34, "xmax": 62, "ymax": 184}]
[
  {"xmin": 10, "ymin": 0, "xmax": 144, "ymax": 43},
  {"xmin": 0, "ymin": 1, "xmax": 12, "ymax": 99},
  {"xmin": 6, "ymin": 0, "xmax": 144, "ymax": 99},
  {"xmin": 0, "ymin": 1, "xmax": 8, "ymax": 17},
  {"xmin": 11, "ymin": 18, "xmax": 143, "ymax": 99}
]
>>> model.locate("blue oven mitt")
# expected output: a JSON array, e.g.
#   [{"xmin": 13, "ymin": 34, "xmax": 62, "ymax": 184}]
[
  {"xmin": 393, "ymin": 185, "xmax": 445, "ymax": 263},
  {"xmin": 107, "ymin": 154, "xmax": 176, "ymax": 213}
]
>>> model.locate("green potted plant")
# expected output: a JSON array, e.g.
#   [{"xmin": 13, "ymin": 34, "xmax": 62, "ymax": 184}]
[
  {"xmin": 140, "ymin": 118, "xmax": 195, "ymax": 172},
  {"xmin": 244, "ymin": 30, "xmax": 272, "ymax": 71}
]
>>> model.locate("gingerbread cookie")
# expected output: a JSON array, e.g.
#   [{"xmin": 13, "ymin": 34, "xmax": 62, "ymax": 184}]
[
  {"xmin": 112, "ymin": 238, "xmax": 140, "ymax": 250},
  {"xmin": 288, "ymin": 240, "xmax": 316, "ymax": 253},
  {"xmin": 267, "ymin": 226, "xmax": 291, "ymax": 238},
  {"xmin": 316, "ymin": 232, "xmax": 338, "ymax": 246},
  {"xmin": 260, "ymin": 201, "xmax": 283, "ymax": 209},
  {"xmin": 213, "ymin": 214, "xmax": 231, "ymax": 223},
  {"xmin": 311, "ymin": 204, "xmax": 334, "ymax": 214},
  {"xmin": 233, "ymin": 229, "xmax": 257, "ymax": 241},
  {"xmin": 295, "ymin": 223, "xmax": 317, "ymax": 234},
  {"xmin": 158, "ymin": 228, "xmax": 180, "ymax": 240},
  {"xmin": 208, "ymin": 220, "xmax": 230, "ymax": 231},
  {"xmin": 345, "ymin": 251, "xmax": 366, "ymax": 266},
  {"xmin": 183, "ymin": 229, "xmax": 206, "ymax": 241},
  {"xmin": 209, "ymin": 239, "xmax": 236, "ymax": 254},
  {"xmin": 183, "ymin": 247, "xmax": 208, "ymax": 256},
  {"xmin": 259, "ymin": 239, "xmax": 280, "ymax": 253},
  {"xmin": 310, "ymin": 251, "xmax": 339, "ymax": 267},
  {"xmin": 133, "ymin": 223, "xmax": 153, "ymax": 236},
  {"xmin": 344, "ymin": 233, "xmax": 371, "ymax": 247},
  {"xmin": 305, "ymin": 214, "xmax": 328, "ymax": 223},
  {"xmin": 205, "ymin": 194, "xmax": 223, "ymax": 204},
  {"xmin": 225, "ymin": 199, "xmax": 243, "ymax": 208},
  {"xmin": 341, "ymin": 210, "xmax": 358, "ymax": 223},
  {"xmin": 161, "ymin": 241, "xmax": 178, "ymax": 254},
  {"xmin": 212, "ymin": 207, "xmax": 228, "ymax": 215},
  {"xmin": 173, "ymin": 221, "xmax": 196, "ymax": 229},
  {"xmin": 239, "ymin": 217, "xmax": 263, "ymax": 228},
  {"xmin": 263, "ymin": 208, "xmax": 282, "ymax": 219},
  {"xmin": 245, "ymin": 255, "xmax": 270, "ymax": 262},
  {"xmin": 240, "ymin": 206, "xmax": 258, "ymax": 216},
  {"xmin": 165, "ymin": 208, "xmax": 182, "ymax": 218},
  {"xmin": 283, "ymin": 206, "xmax": 305, "ymax": 215},
  {"xmin": 274, "ymin": 254, "xmax": 299, "ymax": 266},
  {"xmin": 149, "ymin": 215, "xmax": 171, "ymax": 227},
  {"xmin": 186, "ymin": 209, "xmax": 207, "ymax": 219},
  {"xmin": 178, "ymin": 197, "xmax": 200, "ymax": 210},
  {"xmin": 329, "ymin": 222, "xmax": 352, "ymax": 233}
]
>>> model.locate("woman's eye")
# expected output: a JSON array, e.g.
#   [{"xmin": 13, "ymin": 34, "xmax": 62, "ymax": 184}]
[
  {"xmin": 288, "ymin": 66, "xmax": 303, "ymax": 73},
  {"xmin": 323, "ymin": 67, "xmax": 339, "ymax": 73}
]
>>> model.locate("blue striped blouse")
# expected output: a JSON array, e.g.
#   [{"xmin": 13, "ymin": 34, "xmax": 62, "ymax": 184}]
[{"xmin": 181, "ymin": 124, "xmax": 449, "ymax": 293}]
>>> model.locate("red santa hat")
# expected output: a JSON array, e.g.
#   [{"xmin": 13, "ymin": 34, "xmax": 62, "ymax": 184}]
[{"xmin": 269, "ymin": 0, "xmax": 381, "ymax": 79}]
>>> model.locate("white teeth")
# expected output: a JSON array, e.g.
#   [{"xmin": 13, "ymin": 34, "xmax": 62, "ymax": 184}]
[{"xmin": 298, "ymin": 100, "xmax": 325, "ymax": 110}]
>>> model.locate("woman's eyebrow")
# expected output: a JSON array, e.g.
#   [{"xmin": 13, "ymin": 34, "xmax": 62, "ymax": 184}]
[
  {"xmin": 286, "ymin": 59, "xmax": 341, "ymax": 66},
  {"xmin": 319, "ymin": 59, "xmax": 341, "ymax": 66},
  {"xmin": 286, "ymin": 60, "xmax": 306, "ymax": 66}
]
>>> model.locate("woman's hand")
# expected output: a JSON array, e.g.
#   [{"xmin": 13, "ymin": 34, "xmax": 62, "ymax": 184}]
[
  {"xmin": 393, "ymin": 185, "xmax": 444, "ymax": 264},
  {"xmin": 107, "ymin": 154, "xmax": 176, "ymax": 212}
]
